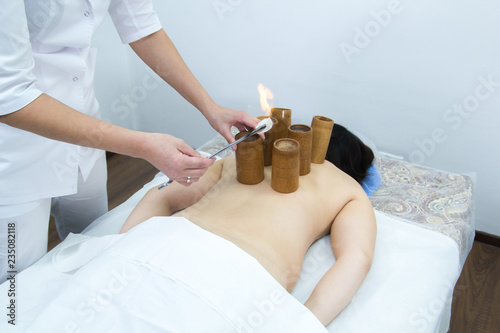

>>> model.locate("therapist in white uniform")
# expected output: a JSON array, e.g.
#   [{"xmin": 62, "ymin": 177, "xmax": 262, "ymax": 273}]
[{"xmin": 0, "ymin": 0, "xmax": 259, "ymax": 283}]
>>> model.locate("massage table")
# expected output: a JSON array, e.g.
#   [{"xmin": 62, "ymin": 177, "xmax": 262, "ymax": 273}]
[{"xmin": 0, "ymin": 133, "xmax": 475, "ymax": 333}]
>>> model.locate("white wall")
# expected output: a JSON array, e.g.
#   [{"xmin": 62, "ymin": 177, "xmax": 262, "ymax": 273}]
[{"xmin": 94, "ymin": 0, "xmax": 500, "ymax": 236}]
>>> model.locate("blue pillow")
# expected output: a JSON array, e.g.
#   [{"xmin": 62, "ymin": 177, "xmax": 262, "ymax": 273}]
[{"xmin": 361, "ymin": 164, "xmax": 382, "ymax": 196}]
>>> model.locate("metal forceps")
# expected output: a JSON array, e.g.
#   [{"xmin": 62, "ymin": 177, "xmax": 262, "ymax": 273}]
[{"xmin": 157, "ymin": 123, "xmax": 267, "ymax": 190}]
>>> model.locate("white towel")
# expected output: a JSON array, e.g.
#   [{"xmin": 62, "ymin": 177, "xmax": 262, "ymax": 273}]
[{"xmin": 26, "ymin": 217, "xmax": 327, "ymax": 333}]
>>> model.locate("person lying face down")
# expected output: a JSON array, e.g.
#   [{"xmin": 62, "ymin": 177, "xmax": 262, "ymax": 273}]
[{"xmin": 121, "ymin": 124, "xmax": 377, "ymax": 327}]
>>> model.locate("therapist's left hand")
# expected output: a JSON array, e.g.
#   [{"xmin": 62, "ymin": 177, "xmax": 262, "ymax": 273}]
[{"xmin": 205, "ymin": 104, "xmax": 261, "ymax": 149}]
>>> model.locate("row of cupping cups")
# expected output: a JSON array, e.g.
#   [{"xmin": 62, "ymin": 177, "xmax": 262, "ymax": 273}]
[{"xmin": 236, "ymin": 112, "xmax": 334, "ymax": 193}]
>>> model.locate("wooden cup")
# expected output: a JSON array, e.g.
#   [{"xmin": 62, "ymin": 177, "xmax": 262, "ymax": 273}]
[
  {"xmin": 310, "ymin": 115, "xmax": 334, "ymax": 164},
  {"xmin": 287, "ymin": 124, "xmax": 312, "ymax": 176},
  {"xmin": 271, "ymin": 138, "xmax": 300, "ymax": 193},
  {"xmin": 257, "ymin": 116, "xmax": 278, "ymax": 166},
  {"xmin": 235, "ymin": 131, "xmax": 264, "ymax": 185},
  {"xmin": 270, "ymin": 108, "xmax": 292, "ymax": 141}
]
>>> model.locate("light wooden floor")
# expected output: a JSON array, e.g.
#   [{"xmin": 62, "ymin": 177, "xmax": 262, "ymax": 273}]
[{"xmin": 48, "ymin": 154, "xmax": 500, "ymax": 332}]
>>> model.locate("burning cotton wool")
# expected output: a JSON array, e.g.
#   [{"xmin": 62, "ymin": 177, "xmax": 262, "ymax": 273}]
[{"xmin": 257, "ymin": 117, "xmax": 274, "ymax": 134}]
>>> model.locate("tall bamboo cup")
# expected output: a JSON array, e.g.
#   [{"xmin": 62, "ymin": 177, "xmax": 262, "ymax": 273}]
[
  {"xmin": 270, "ymin": 108, "xmax": 292, "ymax": 141},
  {"xmin": 235, "ymin": 131, "xmax": 264, "ymax": 185},
  {"xmin": 271, "ymin": 138, "xmax": 300, "ymax": 193},
  {"xmin": 287, "ymin": 124, "xmax": 312, "ymax": 175},
  {"xmin": 310, "ymin": 116, "xmax": 334, "ymax": 164},
  {"xmin": 257, "ymin": 116, "xmax": 278, "ymax": 166}
]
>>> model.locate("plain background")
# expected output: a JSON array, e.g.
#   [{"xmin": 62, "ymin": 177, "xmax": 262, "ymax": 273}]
[{"xmin": 92, "ymin": 0, "xmax": 500, "ymax": 236}]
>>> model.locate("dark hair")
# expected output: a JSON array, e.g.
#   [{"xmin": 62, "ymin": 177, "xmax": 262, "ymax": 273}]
[{"xmin": 325, "ymin": 124, "xmax": 374, "ymax": 184}]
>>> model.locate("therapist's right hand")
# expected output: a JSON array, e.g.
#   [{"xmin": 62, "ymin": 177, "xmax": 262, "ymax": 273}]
[
  {"xmin": 141, "ymin": 133, "xmax": 215, "ymax": 186},
  {"xmin": 0, "ymin": 94, "xmax": 213, "ymax": 186}
]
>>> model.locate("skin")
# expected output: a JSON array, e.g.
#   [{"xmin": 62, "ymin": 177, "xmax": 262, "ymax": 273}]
[
  {"xmin": 121, "ymin": 156, "xmax": 377, "ymax": 326},
  {"xmin": 0, "ymin": 29, "xmax": 259, "ymax": 185}
]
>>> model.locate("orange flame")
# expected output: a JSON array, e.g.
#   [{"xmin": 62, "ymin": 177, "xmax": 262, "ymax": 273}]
[{"xmin": 257, "ymin": 83, "xmax": 274, "ymax": 115}]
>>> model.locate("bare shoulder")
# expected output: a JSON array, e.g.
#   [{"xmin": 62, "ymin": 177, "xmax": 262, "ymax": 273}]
[
  {"xmin": 309, "ymin": 160, "xmax": 365, "ymax": 196},
  {"xmin": 293, "ymin": 161, "xmax": 368, "ymax": 235}
]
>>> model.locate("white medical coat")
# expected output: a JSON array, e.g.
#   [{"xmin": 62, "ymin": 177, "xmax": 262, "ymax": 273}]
[{"xmin": 0, "ymin": 0, "xmax": 162, "ymax": 205}]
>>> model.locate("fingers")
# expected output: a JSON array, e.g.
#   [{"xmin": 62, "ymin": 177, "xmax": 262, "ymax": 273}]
[
  {"xmin": 208, "ymin": 106, "xmax": 260, "ymax": 143},
  {"xmin": 175, "ymin": 176, "xmax": 198, "ymax": 187},
  {"xmin": 183, "ymin": 154, "xmax": 215, "ymax": 170},
  {"xmin": 145, "ymin": 133, "xmax": 216, "ymax": 186},
  {"xmin": 222, "ymin": 112, "xmax": 262, "ymax": 151},
  {"xmin": 176, "ymin": 140, "xmax": 202, "ymax": 158},
  {"xmin": 240, "ymin": 113, "xmax": 260, "ymax": 130},
  {"xmin": 168, "ymin": 154, "xmax": 215, "ymax": 186},
  {"xmin": 219, "ymin": 128, "xmax": 235, "ymax": 146},
  {"xmin": 233, "ymin": 123, "xmax": 248, "ymax": 133}
]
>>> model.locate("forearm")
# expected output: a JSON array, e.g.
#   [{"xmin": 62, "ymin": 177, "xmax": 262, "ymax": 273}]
[
  {"xmin": 120, "ymin": 159, "xmax": 223, "ymax": 233},
  {"xmin": 120, "ymin": 187, "xmax": 175, "ymax": 233},
  {"xmin": 304, "ymin": 253, "xmax": 372, "ymax": 325},
  {"xmin": 130, "ymin": 29, "xmax": 216, "ymax": 116},
  {"xmin": 129, "ymin": 29, "xmax": 260, "ymax": 145},
  {"xmin": 306, "ymin": 195, "xmax": 376, "ymax": 325},
  {"xmin": 0, "ymin": 93, "xmax": 149, "ymax": 158}
]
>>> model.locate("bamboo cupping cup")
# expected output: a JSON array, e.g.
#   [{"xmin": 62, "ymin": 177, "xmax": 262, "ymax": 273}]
[
  {"xmin": 271, "ymin": 138, "xmax": 300, "ymax": 193},
  {"xmin": 270, "ymin": 108, "xmax": 292, "ymax": 141},
  {"xmin": 235, "ymin": 131, "xmax": 265, "ymax": 185},
  {"xmin": 257, "ymin": 116, "xmax": 278, "ymax": 166},
  {"xmin": 310, "ymin": 116, "xmax": 334, "ymax": 164},
  {"xmin": 287, "ymin": 124, "xmax": 312, "ymax": 176}
]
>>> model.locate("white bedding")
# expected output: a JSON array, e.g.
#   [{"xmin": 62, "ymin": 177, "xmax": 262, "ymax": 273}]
[
  {"xmin": 0, "ymin": 172, "xmax": 462, "ymax": 333},
  {"xmin": 22, "ymin": 217, "xmax": 327, "ymax": 333}
]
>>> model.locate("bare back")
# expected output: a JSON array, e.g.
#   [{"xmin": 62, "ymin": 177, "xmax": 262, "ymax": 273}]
[{"xmin": 173, "ymin": 156, "xmax": 363, "ymax": 290}]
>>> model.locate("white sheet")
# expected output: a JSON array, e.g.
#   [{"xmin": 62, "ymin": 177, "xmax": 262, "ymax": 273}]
[
  {"xmin": 10, "ymin": 217, "xmax": 327, "ymax": 333},
  {"xmin": 0, "ymin": 174, "xmax": 462, "ymax": 333}
]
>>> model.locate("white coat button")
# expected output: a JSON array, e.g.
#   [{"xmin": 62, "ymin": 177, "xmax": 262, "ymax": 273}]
[
  {"xmin": 73, "ymin": 77, "xmax": 78, "ymax": 82},
  {"xmin": 84, "ymin": 11, "xmax": 90, "ymax": 17}
]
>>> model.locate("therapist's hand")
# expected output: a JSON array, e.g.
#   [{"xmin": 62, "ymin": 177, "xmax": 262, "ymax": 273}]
[
  {"xmin": 205, "ymin": 104, "xmax": 261, "ymax": 149},
  {"xmin": 0, "ymin": 94, "xmax": 213, "ymax": 187},
  {"xmin": 141, "ymin": 133, "xmax": 215, "ymax": 186}
]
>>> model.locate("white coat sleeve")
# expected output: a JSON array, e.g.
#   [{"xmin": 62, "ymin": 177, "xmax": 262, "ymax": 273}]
[
  {"xmin": 0, "ymin": 1, "xmax": 43, "ymax": 116},
  {"xmin": 108, "ymin": 0, "xmax": 163, "ymax": 44}
]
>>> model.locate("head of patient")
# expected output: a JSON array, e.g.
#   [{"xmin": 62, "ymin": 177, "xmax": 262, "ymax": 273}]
[
  {"xmin": 325, "ymin": 124, "xmax": 374, "ymax": 184},
  {"xmin": 121, "ymin": 122, "xmax": 377, "ymax": 326}
]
